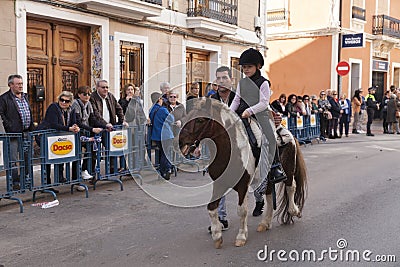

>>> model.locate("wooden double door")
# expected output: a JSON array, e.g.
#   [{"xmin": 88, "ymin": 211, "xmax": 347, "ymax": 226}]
[
  {"xmin": 186, "ymin": 49, "xmax": 210, "ymax": 97},
  {"xmin": 26, "ymin": 19, "xmax": 90, "ymax": 123}
]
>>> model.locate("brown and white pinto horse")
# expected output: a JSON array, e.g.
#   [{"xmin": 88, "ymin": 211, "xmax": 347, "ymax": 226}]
[{"xmin": 177, "ymin": 98, "xmax": 307, "ymax": 248}]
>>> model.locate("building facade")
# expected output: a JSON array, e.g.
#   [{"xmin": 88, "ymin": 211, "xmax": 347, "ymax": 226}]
[
  {"xmin": 1, "ymin": 0, "xmax": 266, "ymax": 124},
  {"xmin": 265, "ymin": 0, "xmax": 400, "ymax": 104}
]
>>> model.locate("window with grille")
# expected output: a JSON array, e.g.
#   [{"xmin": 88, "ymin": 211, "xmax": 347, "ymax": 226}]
[
  {"xmin": 120, "ymin": 41, "xmax": 144, "ymax": 98},
  {"xmin": 230, "ymin": 57, "xmax": 242, "ymax": 89},
  {"xmin": 27, "ymin": 68, "xmax": 45, "ymax": 124}
]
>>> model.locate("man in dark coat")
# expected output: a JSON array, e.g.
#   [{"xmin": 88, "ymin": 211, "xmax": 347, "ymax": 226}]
[
  {"xmin": 0, "ymin": 74, "xmax": 34, "ymax": 190},
  {"xmin": 90, "ymin": 80, "xmax": 127, "ymax": 173}
]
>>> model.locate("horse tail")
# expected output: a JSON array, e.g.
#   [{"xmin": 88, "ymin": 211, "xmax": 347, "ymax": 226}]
[
  {"xmin": 275, "ymin": 139, "xmax": 308, "ymax": 224},
  {"xmin": 293, "ymin": 138, "xmax": 308, "ymax": 216}
]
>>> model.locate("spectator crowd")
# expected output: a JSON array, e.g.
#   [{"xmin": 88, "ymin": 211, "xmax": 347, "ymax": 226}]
[{"xmin": 1, "ymin": 72, "xmax": 400, "ymax": 191}]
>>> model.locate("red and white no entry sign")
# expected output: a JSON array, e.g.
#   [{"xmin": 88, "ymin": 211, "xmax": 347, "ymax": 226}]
[{"xmin": 336, "ymin": 61, "xmax": 350, "ymax": 76}]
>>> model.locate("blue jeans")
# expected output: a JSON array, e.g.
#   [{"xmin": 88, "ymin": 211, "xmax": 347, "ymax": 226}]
[
  {"xmin": 218, "ymin": 196, "xmax": 227, "ymax": 221},
  {"xmin": 154, "ymin": 140, "xmax": 172, "ymax": 175}
]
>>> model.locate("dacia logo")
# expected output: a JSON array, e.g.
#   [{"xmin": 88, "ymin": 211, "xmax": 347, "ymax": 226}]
[
  {"xmin": 112, "ymin": 133, "xmax": 127, "ymax": 148},
  {"xmin": 51, "ymin": 140, "xmax": 73, "ymax": 155}
]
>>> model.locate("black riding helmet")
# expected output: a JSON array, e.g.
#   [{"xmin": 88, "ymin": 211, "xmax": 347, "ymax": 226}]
[{"xmin": 239, "ymin": 48, "xmax": 264, "ymax": 67}]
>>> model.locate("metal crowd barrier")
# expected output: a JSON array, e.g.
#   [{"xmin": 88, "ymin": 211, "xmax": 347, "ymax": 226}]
[
  {"xmin": 0, "ymin": 133, "xmax": 25, "ymax": 212},
  {"xmin": 282, "ymin": 114, "xmax": 321, "ymax": 145},
  {"xmin": 0, "ymin": 124, "xmax": 151, "ymax": 213},
  {"xmin": 1, "ymin": 117, "xmax": 323, "ymax": 213},
  {"xmin": 91, "ymin": 126, "xmax": 131, "ymax": 190},
  {"xmin": 27, "ymin": 130, "xmax": 88, "ymax": 201}
]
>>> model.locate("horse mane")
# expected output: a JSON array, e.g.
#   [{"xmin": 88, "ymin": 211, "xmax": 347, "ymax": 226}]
[{"xmin": 189, "ymin": 97, "xmax": 249, "ymax": 143}]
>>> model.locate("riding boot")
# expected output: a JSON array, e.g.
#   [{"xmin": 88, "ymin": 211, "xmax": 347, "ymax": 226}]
[{"xmin": 269, "ymin": 147, "xmax": 287, "ymax": 184}]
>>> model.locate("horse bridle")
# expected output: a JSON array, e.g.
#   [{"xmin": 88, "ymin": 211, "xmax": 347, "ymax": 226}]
[{"xmin": 184, "ymin": 116, "xmax": 243, "ymax": 153}]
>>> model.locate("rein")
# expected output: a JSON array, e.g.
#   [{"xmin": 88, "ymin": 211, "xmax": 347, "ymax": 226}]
[{"xmin": 185, "ymin": 115, "xmax": 245, "ymax": 151}]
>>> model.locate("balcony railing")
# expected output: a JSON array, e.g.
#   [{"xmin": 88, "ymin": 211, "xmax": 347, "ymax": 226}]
[
  {"xmin": 373, "ymin": 15, "xmax": 400, "ymax": 38},
  {"xmin": 142, "ymin": 0, "xmax": 162, "ymax": 5},
  {"xmin": 267, "ymin": 8, "xmax": 288, "ymax": 22},
  {"xmin": 352, "ymin": 6, "xmax": 365, "ymax": 21},
  {"xmin": 187, "ymin": 0, "xmax": 238, "ymax": 25}
]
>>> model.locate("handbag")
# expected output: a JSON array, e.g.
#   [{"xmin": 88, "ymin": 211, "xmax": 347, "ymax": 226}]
[
  {"xmin": 396, "ymin": 110, "xmax": 400, "ymax": 118},
  {"xmin": 323, "ymin": 110, "xmax": 332, "ymax": 120}
]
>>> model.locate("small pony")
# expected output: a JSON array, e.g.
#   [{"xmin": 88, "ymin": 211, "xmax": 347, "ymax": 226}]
[{"xmin": 178, "ymin": 98, "xmax": 307, "ymax": 248}]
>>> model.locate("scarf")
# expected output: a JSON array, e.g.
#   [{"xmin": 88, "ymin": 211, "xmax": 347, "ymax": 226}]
[
  {"xmin": 57, "ymin": 103, "xmax": 71, "ymax": 126},
  {"xmin": 77, "ymin": 99, "xmax": 94, "ymax": 125}
]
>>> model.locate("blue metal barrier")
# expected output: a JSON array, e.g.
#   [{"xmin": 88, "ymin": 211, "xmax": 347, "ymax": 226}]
[
  {"xmin": 92, "ymin": 126, "xmax": 139, "ymax": 190},
  {"xmin": 0, "ymin": 133, "xmax": 25, "ymax": 212},
  {"xmin": 283, "ymin": 114, "xmax": 321, "ymax": 145},
  {"xmin": 27, "ymin": 130, "xmax": 88, "ymax": 201},
  {"xmin": 126, "ymin": 124, "xmax": 147, "ymax": 184},
  {"xmin": 1, "ymin": 111, "xmax": 326, "ymax": 213}
]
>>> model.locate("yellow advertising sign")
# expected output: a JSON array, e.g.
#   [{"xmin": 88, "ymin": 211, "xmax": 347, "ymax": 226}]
[
  {"xmin": 47, "ymin": 134, "xmax": 76, "ymax": 160},
  {"xmin": 281, "ymin": 116, "xmax": 288, "ymax": 129},
  {"xmin": 112, "ymin": 133, "xmax": 127, "ymax": 149},
  {"xmin": 296, "ymin": 116, "xmax": 304, "ymax": 129},
  {"xmin": 109, "ymin": 130, "xmax": 129, "ymax": 152},
  {"xmin": 310, "ymin": 114, "xmax": 316, "ymax": 127},
  {"xmin": 51, "ymin": 139, "xmax": 73, "ymax": 155}
]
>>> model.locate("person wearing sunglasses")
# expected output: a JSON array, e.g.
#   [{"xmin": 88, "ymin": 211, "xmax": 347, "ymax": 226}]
[
  {"xmin": 166, "ymin": 90, "xmax": 186, "ymax": 137},
  {"xmin": 71, "ymin": 86, "xmax": 108, "ymax": 185},
  {"xmin": 37, "ymin": 91, "xmax": 80, "ymax": 192},
  {"xmin": 206, "ymin": 81, "xmax": 218, "ymax": 97},
  {"xmin": 90, "ymin": 80, "xmax": 127, "ymax": 174}
]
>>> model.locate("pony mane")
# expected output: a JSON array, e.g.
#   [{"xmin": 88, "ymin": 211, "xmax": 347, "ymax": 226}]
[{"xmin": 189, "ymin": 97, "xmax": 249, "ymax": 144}]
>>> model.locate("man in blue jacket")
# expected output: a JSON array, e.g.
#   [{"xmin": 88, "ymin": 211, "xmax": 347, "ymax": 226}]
[{"xmin": 149, "ymin": 92, "xmax": 175, "ymax": 180}]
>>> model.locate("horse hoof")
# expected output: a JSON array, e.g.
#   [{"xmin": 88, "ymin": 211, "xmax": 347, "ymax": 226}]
[
  {"xmin": 235, "ymin": 239, "xmax": 246, "ymax": 247},
  {"xmin": 214, "ymin": 237, "xmax": 223, "ymax": 249},
  {"xmin": 256, "ymin": 224, "xmax": 269, "ymax": 232},
  {"xmin": 288, "ymin": 206, "xmax": 300, "ymax": 217}
]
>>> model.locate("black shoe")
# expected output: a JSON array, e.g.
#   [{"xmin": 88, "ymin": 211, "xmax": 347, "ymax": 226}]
[
  {"xmin": 163, "ymin": 171, "xmax": 171, "ymax": 180},
  {"xmin": 208, "ymin": 219, "xmax": 229, "ymax": 233},
  {"xmin": 328, "ymin": 135, "xmax": 335, "ymax": 139},
  {"xmin": 252, "ymin": 200, "xmax": 264, "ymax": 217},
  {"xmin": 335, "ymin": 135, "xmax": 341, "ymax": 139},
  {"xmin": 59, "ymin": 177, "xmax": 66, "ymax": 183},
  {"xmin": 352, "ymin": 129, "xmax": 358, "ymax": 134},
  {"xmin": 366, "ymin": 133, "xmax": 375, "ymax": 136}
]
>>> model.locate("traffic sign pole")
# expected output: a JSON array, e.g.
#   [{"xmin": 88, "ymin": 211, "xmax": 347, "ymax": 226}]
[{"xmin": 336, "ymin": 61, "xmax": 350, "ymax": 96}]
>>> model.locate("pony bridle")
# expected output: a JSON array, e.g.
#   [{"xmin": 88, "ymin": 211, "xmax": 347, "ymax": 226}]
[{"xmin": 183, "ymin": 116, "xmax": 243, "ymax": 156}]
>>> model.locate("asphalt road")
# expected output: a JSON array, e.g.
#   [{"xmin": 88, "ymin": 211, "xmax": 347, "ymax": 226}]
[{"xmin": 1, "ymin": 132, "xmax": 399, "ymax": 267}]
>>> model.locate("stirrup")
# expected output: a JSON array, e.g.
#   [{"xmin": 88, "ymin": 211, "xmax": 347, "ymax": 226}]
[{"xmin": 269, "ymin": 164, "xmax": 287, "ymax": 184}]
